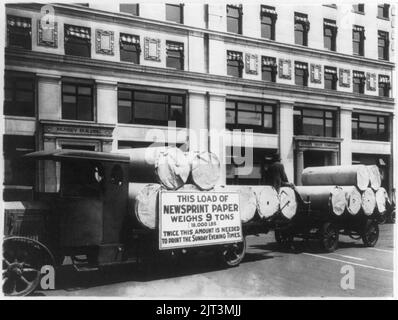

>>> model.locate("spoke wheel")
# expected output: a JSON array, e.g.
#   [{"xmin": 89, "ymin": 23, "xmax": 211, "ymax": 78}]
[
  {"xmin": 362, "ymin": 220, "xmax": 379, "ymax": 247},
  {"xmin": 320, "ymin": 223, "xmax": 339, "ymax": 253},
  {"xmin": 3, "ymin": 237, "xmax": 53, "ymax": 296},
  {"xmin": 220, "ymin": 238, "xmax": 246, "ymax": 267}
]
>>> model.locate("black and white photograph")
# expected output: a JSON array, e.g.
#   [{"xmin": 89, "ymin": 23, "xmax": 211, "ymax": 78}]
[{"xmin": 0, "ymin": 0, "xmax": 396, "ymax": 302}]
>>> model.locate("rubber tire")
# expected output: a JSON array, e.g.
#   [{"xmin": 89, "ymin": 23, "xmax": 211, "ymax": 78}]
[
  {"xmin": 320, "ymin": 222, "xmax": 339, "ymax": 253},
  {"xmin": 362, "ymin": 220, "xmax": 379, "ymax": 247},
  {"xmin": 219, "ymin": 238, "xmax": 246, "ymax": 267}
]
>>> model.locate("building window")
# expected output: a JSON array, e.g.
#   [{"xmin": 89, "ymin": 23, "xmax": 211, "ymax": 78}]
[
  {"xmin": 352, "ymin": 113, "xmax": 389, "ymax": 141},
  {"xmin": 166, "ymin": 41, "xmax": 184, "ymax": 70},
  {"xmin": 3, "ymin": 135, "xmax": 35, "ymax": 201},
  {"xmin": 227, "ymin": 5, "xmax": 242, "ymax": 34},
  {"xmin": 7, "ymin": 15, "xmax": 32, "ymax": 50},
  {"xmin": 261, "ymin": 56, "xmax": 277, "ymax": 82},
  {"xmin": 226, "ymin": 100, "xmax": 276, "ymax": 134},
  {"xmin": 4, "ymin": 71, "xmax": 35, "ymax": 117},
  {"xmin": 117, "ymin": 89, "xmax": 185, "ymax": 127},
  {"xmin": 378, "ymin": 4, "xmax": 390, "ymax": 19},
  {"xmin": 324, "ymin": 67, "xmax": 337, "ymax": 90},
  {"xmin": 120, "ymin": 33, "xmax": 140, "ymax": 64},
  {"xmin": 62, "ymin": 81, "xmax": 94, "ymax": 121},
  {"xmin": 295, "ymin": 61, "xmax": 308, "ymax": 86},
  {"xmin": 324, "ymin": 19, "xmax": 337, "ymax": 51},
  {"xmin": 353, "ymin": 4, "xmax": 365, "ymax": 13},
  {"xmin": 261, "ymin": 5, "xmax": 277, "ymax": 40},
  {"xmin": 227, "ymin": 51, "xmax": 243, "ymax": 77},
  {"xmin": 120, "ymin": 3, "xmax": 139, "ymax": 16},
  {"xmin": 64, "ymin": 24, "xmax": 91, "ymax": 57},
  {"xmin": 378, "ymin": 31, "xmax": 389, "ymax": 61},
  {"xmin": 166, "ymin": 3, "xmax": 183, "ymax": 23},
  {"xmin": 353, "ymin": 25, "xmax": 365, "ymax": 56},
  {"xmin": 294, "ymin": 108, "xmax": 336, "ymax": 137},
  {"xmin": 378, "ymin": 75, "xmax": 390, "ymax": 97},
  {"xmin": 294, "ymin": 12, "xmax": 310, "ymax": 46},
  {"xmin": 353, "ymin": 71, "xmax": 365, "ymax": 94}
]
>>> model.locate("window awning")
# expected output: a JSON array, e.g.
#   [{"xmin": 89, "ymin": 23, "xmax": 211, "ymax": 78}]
[
  {"xmin": 227, "ymin": 51, "xmax": 243, "ymax": 61},
  {"xmin": 353, "ymin": 71, "xmax": 366, "ymax": 78},
  {"xmin": 379, "ymin": 75, "xmax": 390, "ymax": 83},
  {"xmin": 261, "ymin": 6, "xmax": 277, "ymax": 16},
  {"xmin": 324, "ymin": 67, "xmax": 337, "ymax": 74},
  {"xmin": 167, "ymin": 42, "xmax": 184, "ymax": 51},
  {"xmin": 324, "ymin": 20, "xmax": 337, "ymax": 28},
  {"xmin": 262, "ymin": 56, "xmax": 277, "ymax": 67},
  {"xmin": 65, "ymin": 25, "xmax": 91, "ymax": 40},
  {"xmin": 295, "ymin": 62, "xmax": 308, "ymax": 70},
  {"xmin": 7, "ymin": 16, "xmax": 31, "ymax": 29},
  {"xmin": 120, "ymin": 34, "xmax": 140, "ymax": 45},
  {"xmin": 353, "ymin": 25, "xmax": 364, "ymax": 32}
]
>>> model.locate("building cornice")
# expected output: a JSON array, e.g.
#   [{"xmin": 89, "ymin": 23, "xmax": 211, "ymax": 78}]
[
  {"xmin": 7, "ymin": 3, "xmax": 395, "ymax": 71},
  {"xmin": 5, "ymin": 48, "xmax": 395, "ymax": 111}
]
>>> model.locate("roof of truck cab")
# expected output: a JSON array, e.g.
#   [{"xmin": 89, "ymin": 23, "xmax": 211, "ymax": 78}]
[{"xmin": 24, "ymin": 150, "xmax": 131, "ymax": 163}]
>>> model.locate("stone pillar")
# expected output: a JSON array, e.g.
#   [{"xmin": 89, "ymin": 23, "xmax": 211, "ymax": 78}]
[
  {"xmin": 331, "ymin": 151, "xmax": 339, "ymax": 166},
  {"xmin": 96, "ymin": 80, "xmax": 118, "ymax": 124},
  {"xmin": 340, "ymin": 107, "xmax": 352, "ymax": 165},
  {"xmin": 279, "ymin": 101, "xmax": 295, "ymax": 182},
  {"xmin": 209, "ymin": 93, "xmax": 226, "ymax": 184},
  {"xmin": 37, "ymin": 74, "xmax": 61, "ymax": 120},
  {"xmin": 295, "ymin": 150, "xmax": 304, "ymax": 186},
  {"xmin": 189, "ymin": 90, "xmax": 208, "ymax": 152}
]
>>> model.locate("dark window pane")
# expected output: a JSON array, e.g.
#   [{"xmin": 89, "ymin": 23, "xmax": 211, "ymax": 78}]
[
  {"xmin": 227, "ymin": 6, "xmax": 241, "ymax": 34},
  {"xmin": 227, "ymin": 60, "xmax": 241, "ymax": 77},
  {"xmin": 170, "ymin": 95, "xmax": 183, "ymax": 104},
  {"xmin": 118, "ymin": 106, "xmax": 132, "ymax": 123},
  {"xmin": 134, "ymin": 101, "xmax": 168, "ymax": 124},
  {"xmin": 170, "ymin": 105, "xmax": 184, "ymax": 126},
  {"xmin": 62, "ymin": 102, "xmax": 77, "ymax": 119},
  {"xmin": 4, "ymin": 73, "xmax": 35, "ymax": 116},
  {"xmin": 135, "ymin": 92, "xmax": 168, "ymax": 102},
  {"xmin": 77, "ymin": 96, "xmax": 93, "ymax": 121},
  {"xmin": 120, "ymin": 4, "xmax": 139, "ymax": 15},
  {"xmin": 166, "ymin": 4, "xmax": 182, "ymax": 23},
  {"xmin": 120, "ymin": 44, "xmax": 140, "ymax": 63},
  {"xmin": 295, "ymin": 27, "xmax": 304, "ymax": 45},
  {"xmin": 118, "ymin": 90, "xmax": 132, "ymax": 100}
]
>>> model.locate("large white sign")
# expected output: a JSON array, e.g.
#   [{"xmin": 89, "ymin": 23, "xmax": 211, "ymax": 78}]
[{"xmin": 159, "ymin": 191, "xmax": 242, "ymax": 250}]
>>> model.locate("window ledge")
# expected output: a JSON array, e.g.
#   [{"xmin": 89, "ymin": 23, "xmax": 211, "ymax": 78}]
[
  {"xmin": 377, "ymin": 16, "xmax": 390, "ymax": 21},
  {"xmin": 352, "ymin": 139, "xmax": 390, "ymax": 144},
  {"xmin": 352, "ymin": 10, "xmax": 365, "ymax": 15},
  {"xmin": 4, "ymin": 115, "xmax": 36, "ymax": 120},
  {"xmin": 117, "ymin": 122, "xmax": 187, "ymax": 131}
]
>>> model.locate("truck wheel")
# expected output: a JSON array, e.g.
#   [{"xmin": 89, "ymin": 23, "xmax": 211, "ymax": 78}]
[
  {"xmin": 320, "ymin": 223, "xmax": 339, "ymax": 253},
  {"xmin": 3, "ymin": 237, "xmax": 54, "ymax": 296},
  {"xmin": 220, "ymin": 238, "xmax": 246, "ymax": 267},
  {"xmin": 275, "ymin": 230, "xmax": 293, "ymax": 248},
  {"xmin": 362, "ymin": 220, "xmax": 379, "ymax": 247}
]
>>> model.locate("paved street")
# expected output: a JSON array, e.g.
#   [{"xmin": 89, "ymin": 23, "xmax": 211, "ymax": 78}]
[{"xmin": 39, "ymin": 224, "xmax": 394, "ymax": 298}]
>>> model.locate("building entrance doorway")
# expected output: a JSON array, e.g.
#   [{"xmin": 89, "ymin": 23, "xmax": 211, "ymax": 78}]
[{"xmin": 303, "ymin": 150, "xmax": 333, "ymax": 168}]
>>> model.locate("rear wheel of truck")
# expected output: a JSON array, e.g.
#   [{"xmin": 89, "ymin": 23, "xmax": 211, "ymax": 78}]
[{"xmin": 219, "ymin": 237, "xmax": 246, "ymax": 267}]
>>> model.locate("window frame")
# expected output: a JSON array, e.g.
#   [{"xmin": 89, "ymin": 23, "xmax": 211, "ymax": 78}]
[
  {"xmin": 378, "ymin": 75, "xmax": 390, "ymax": 98},
  {"xmin": 260, "ymin": 5, "xmax": 277, "ymax": 40},
  {"xmin": 117, "ymin": 88, "xmax": 186, "ymax": 127},
  {"xmin": 166, "ymin": 41, "xmax": 184, "ymax": 70},
  {"xmin": 294, "ymin": 12, "xmax": 309, "ymax": 46},
  {"xmin": 377, "ymin": 4, "xmax": 389, "ymax": 19},
  {"xmin": 61, "ymin": 80, "xmax": 94, "ymax": 121},
  {"xmin": 64, "ymin": 24, "xmax": 91, "ymax": 58},
  {"xmin": 352, "ymin": 112, "xmax": 389, "ymax": 141},
  {"xmin": 261, "ymin": 56, "xmax": 277, "ymax": 82},
  {"xmin": 227, "ymin": 51, "xmax": 243, "ymax": 78},
  {"xmin": 7, "ymin": 15, "xmax": 32, "ymax": 50},
  {"xmin": 353, "ymin": 71, "xmax": 365, "ymax": 94},
  {"xmin": 120, "ymin": 3, "xmax": 139, "ymax": 16},
  {"xmin": 353, "ymin": 25, "xmax": 365, "ymax": 56},
  {"xmin": 324, "ymin": 67, "xmax": 338, "ymax": 90},
  {"xmin": 120, "ymin": 33, "xmax": 141, "ymax": 64},
  {"xmin": 227, "ymin": 5, "xmax": 243, "ymax": 34},
  {"xmin": 294, "ymin": 107, "xmax": 337, "ymax": 137},
  {"xmin": 166, "ymin": 3, "xmax": 184, "ymax": 24},
  {"xmin": 378, "ymin": 30, "xmax": 389, "ymax": 61},
  {"xmin": 4, "ymin": 71, "xmax": 36, "ymax": 117},
  {"xmin": 353, "ymin": 4, "xmax": 365, "ymax": 14},
  {"xmin": 323, "ymin": 19, "xmax": 337, "ymax": 51},
  {"xmin": 226, "ymin": 100, "xmax": 276, "ymax": 134},
  {"xmin": 294, "ymin": 61, "xmax": 309, "ymax": 86}
]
